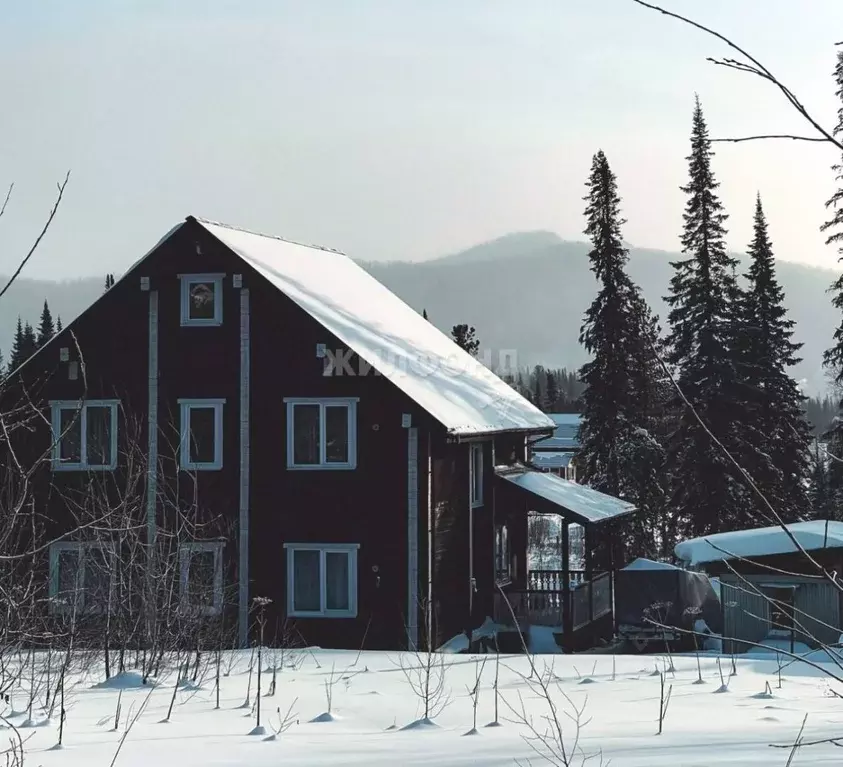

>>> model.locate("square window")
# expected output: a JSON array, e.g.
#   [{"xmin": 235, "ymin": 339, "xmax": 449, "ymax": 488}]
[
  {"xmin": 180, "ymin": 274, "xmax": 223, "ymax": 327},
  {"xmin": 49, "ymin": 542, "xmax": 114, "ymax": 614},
  {"xmin": 179, "ymin": 399, "xmax": 224, "ymax": 470},
  {"xmin": 51, "ymin": 401, "xmax": 119, "ymax": 471},
  {"xmin": 179, "ymin": 543, "xmax": 223, "ymax": 616},
  {"xmin": 285, "ymin": 544, "xmax": 358, "ymax": 617},
  {"xmin": 470, "ymin": 442, "xmax": 484, "ymax": 507},
  {"xmin": 285, "ymin": 399, "xmax": 357, "ymax": 470}
]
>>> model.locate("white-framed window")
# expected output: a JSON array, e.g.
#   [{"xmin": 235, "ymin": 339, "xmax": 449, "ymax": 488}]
[
  {"xmin": 284, "ymin": 398, "xmax": 358, "ymax": 470},
  {"xmin": 284, "ymin": 543, "xmax": 359, "ymax": 618},
  {"xmin": 180, "ymin": 273, "xmax": 224, "ymax": 327},
  {"xmin": 470, "ymin": 442, "xmax": 484, "ymax": 507},
  {"xmin": 179, "ymin": 398, "xmax": 224, "ymax": 470},
  {"xmin": 49, "ymin": 541, "xmax": 114, "ymax": 614},
  {"xmin": 179, "ymin": 542, "xmax": 224, "ymax": 616},
  {"xmin": 495, "ymin": 525, "xmax": 511, "ymax": 584},
  {"xmin": 50, "ymin": 400, "xmax": 119, "ymax": 471}
]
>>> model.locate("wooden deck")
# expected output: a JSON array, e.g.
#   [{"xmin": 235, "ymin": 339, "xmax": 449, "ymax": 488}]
[{"xmin": 495, "ymin": 569, "xmax": 613, "ymax": 633}]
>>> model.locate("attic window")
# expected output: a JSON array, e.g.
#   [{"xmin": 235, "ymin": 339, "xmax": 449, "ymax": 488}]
[{"xmin": 180, "ymin": 274, "xmax": 223, "ymax": 327}]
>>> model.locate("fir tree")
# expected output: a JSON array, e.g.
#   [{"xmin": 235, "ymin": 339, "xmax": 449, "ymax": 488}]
[
  {"xmin": 577, "ymin": 150, "xmax": 668, "ymax": 558},
  {"xmin": 664, "ymin": 98, "xmax": 748, "ymax": 538},
  {"xmin": 422, "ymin": 308, "xmax": 428, "ymax": 321},
  {"xmin": 451, "ymin": 324, "xmax": 479, "ymax": 356},
  {"xmin": 7, "ymin": 317, "xmax": 24, "ymax": 372},
  {"xmin": 545, "ymin": 370, "xmax": 559, "ymax": 412},
  {"xmin": 21, "ymin": 322, "xmax": 37, "ymax": 361},
  {"xmin": 809, "ymin": 439, "xmax": 836, "ymax": 519},
  {"xmin": 737, "ymin": 195, "xmax": 811, "ymax": 520},
  {"xmin": 104, "ymin": 273, "xmax": 115, "ymax": 292},
  {"xmin": 56, "ymin": 316, "xmax": 63, "ymax": 334},
  {"xmin": 36, "ymin": 299, "xmax": 56, "ymax": 348},
  {"xmin": 821, "ymin": 47, "xmax": 843, "ymax": 521}
]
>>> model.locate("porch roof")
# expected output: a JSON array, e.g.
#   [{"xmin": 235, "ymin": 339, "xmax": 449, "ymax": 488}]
[{"xmin": 495, "ymin": 466, "xmax": 636, "ymax": 526}]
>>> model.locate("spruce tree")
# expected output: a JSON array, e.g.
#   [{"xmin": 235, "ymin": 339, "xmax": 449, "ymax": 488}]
[
  {"xmin": 451, "ymin": 324, "xmax": 479, "ymax": 356},
  {"xmin": 577, "ymin": 150, "xmax": 668, "ymax": 558},
  {"xmin": 36, "ymin": 300, "xmax": 56, "ymax": 348},
  {"xmin": 56, "ymin": 316, "xmax": 63, "ymax": 334},
  {"xmin": 21, "ymin": 322, "xmax": 37, "ymax": 362},
  {"xmin": 821, "ymin": 46, "xmax": 843, "ymax": 523},
  {"xmin": 545, "ymin": 371, "xmax": 559, "ymax": 413},
  {"xmin": 7, "ymin": 317, "xmax": 25, "ymax": 372},
  {"xmin": 737, "ymin": 195, "xmax": 811, "ymax": 520},
  {"xmin": 422, "ymin": 308, "xmax": 428, "ymax": 321},
  {"xmin": 664, "ymin": 98, "xmax": 748, "ymax": 538},
  {"xmin": 104, "ymin": 273, "xmax": 115, "ymax": 292}
]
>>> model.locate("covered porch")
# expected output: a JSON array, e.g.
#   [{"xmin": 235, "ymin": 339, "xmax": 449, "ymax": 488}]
[{"xmin": 493, "ymin": 466, "xmax": 637, "ymax": 648}]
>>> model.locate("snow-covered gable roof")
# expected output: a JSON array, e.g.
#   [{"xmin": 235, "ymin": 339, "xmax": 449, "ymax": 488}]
[
  {"xmin": 674, "ymin": 520, "xmax": 843, "ymax": 567},
  {"xmin": 530, "ymin": 451, "xmax": 576, "ymax": 470},
  {"xmin": 194, "ymin": 218, "xmax": 554, "ymax": 436},
  {"xmin": 533, "ymin": 413, "xmax": 582, "ymax": 451}
]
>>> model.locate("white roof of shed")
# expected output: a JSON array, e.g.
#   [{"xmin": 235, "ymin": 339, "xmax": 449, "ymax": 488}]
[
  {"xmin": 674, "ymin": 520, "xmax": 843, "ymax": 566},
  {"xmin": 196, "ymin": 218, "xmax": 554, "ymax": 436}
]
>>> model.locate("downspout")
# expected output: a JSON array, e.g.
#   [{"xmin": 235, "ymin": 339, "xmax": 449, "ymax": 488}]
[
  {"xmin": 238, "ymin": 287, "xmax": 251, "ymax": 648},
  {"xmin": 427, "ymin": 431, "xmax": 433, "ymax": 643},
  {"xmin": 145, "ymin": 285, "xmax": 158, "ymax": 638},
  {"xmin": 406, "ymin": 421, "xmax": 419, "ymax": 649}
]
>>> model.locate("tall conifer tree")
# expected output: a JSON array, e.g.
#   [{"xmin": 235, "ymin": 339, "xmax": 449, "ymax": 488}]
[
  {"xmin": 36, "ymin": 299, "xmax": 56, "ymax": 348},
  {"xmin": 577, "ymin": 150, "xmax": 667, "ymax": 558},
  {"xmin": 738, "ymin": 195, "xmax": 811, "ymax": 520},
  {"xmin": 822, "ymin": 46, "xmax": 843, "ymax": 490},
  {"xmin": 8, "ymin": 317, "xmax": 25, "ymax": 372},
  {"xmin": 664, "ymin": 98, "xmax": 747, "ymax": 537}
]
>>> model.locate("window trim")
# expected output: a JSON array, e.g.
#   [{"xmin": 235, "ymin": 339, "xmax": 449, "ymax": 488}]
[
  {"xmin": 50, "ymin": 399, "xmax": 119, "ymax": 472},
  {"xmin": 179, "ymin": 273, "xmax": 224, "ymax": 327},
  {"xmin": 284, "ymin": 397, "xmax": 358, "ymax": 470},
  {"xmin": 179, "ymin": 398, "xmax": 225, "ymax": 471},
  {"xmin": 179, "ymin": 541, "xmax": 224, "ymax": 617},
  {"xmin": 283, "ymin": 542, "xmax": 359, "ymax": 618},
  {"xmin": 48, "ymin": 541, "xmax": 115, "ymax": 615},
  {"xmin": 470, "ymin": 442, "xmax": 484, "ymax": 507}
]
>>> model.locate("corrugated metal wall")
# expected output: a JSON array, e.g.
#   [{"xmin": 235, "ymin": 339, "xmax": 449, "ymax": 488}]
[{"xmin": 720, "ymin": 575, "xmax": 840, "ymax": 654}]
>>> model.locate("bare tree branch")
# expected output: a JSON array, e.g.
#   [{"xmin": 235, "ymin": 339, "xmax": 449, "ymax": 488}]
[{"xmin": 631, "ymin": 0, "xmax": 843, "ymax": 151}]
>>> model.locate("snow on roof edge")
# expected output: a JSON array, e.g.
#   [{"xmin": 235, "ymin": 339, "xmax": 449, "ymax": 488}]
[{"xmin": 195, "ymin": 218, "xmax": 555, "ymax": 437}]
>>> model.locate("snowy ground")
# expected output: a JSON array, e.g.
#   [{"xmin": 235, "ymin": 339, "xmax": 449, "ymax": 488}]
[{"xmin": 4, "ymin": 646, "xmax": 843, "ymax": 766}]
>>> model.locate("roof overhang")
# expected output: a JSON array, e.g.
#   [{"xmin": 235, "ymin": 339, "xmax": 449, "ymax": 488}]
[{"xmin": 495, "ymin": 465, "xmax": 636, "ymax": 527}]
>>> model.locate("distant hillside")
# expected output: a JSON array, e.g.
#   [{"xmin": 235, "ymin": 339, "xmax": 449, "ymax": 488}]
[
  {"xmin": 0, "ymin": 232, "xmax": 837, "ymax": 394},
  {"xmin": 361, "ymin": 233, "xmax": 839, "ymax": 395}
]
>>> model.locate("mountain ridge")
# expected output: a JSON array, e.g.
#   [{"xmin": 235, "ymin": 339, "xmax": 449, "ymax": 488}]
[{"xmin": 0, "ymin": 232, "xmax": 837, "ymax": 394}]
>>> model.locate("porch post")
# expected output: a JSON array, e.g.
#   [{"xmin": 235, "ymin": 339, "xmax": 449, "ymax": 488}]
[
  {"xmin": 562, "ymin": 521, "xmax": 571, "ymax": 635},
  {"xmin": 585, "ymin": 525, "xmax": 593, "ymax": 623}
]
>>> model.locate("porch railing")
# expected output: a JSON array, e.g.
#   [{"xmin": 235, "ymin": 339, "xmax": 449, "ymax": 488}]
[{"xmin": 497, "ymin": 570, "xmax": 613, "ymax": 631}]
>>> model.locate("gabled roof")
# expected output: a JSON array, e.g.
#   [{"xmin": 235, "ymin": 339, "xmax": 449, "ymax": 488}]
[
  {"xmin": 530, "ymin": 451, "xmax": 576, "ymax": 470},
  {"xmin": 674, "ymin": 520, "xmax": 843, "ymax": 566},
  {"xmin": 532, "ymin": 413, "xmax": 582, "ymax": 451},
  {"xmin": 193, "ymin": 218, "xmax": 554, "ymax": 437}
]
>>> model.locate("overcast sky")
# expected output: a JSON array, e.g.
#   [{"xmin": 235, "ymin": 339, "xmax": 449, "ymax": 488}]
[{"xmin": 1, "ymin": 0, "xmax": 841, "ymax": 279}]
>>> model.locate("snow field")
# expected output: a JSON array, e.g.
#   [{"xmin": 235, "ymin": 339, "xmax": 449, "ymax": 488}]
[{"xmin": 3, "ymin": 648, "xmax": 843, "ymax": 766}]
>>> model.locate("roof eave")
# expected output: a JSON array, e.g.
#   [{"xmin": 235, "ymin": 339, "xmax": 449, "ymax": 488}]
[{"xmin": 448, "ymin": 424, "xmax": 556, "ymax": 442}]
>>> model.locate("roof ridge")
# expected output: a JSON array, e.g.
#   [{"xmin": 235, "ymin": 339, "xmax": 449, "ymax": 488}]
[{"xmin": 189, "ymin": 215, "xmax": 346, "ymax": 256}]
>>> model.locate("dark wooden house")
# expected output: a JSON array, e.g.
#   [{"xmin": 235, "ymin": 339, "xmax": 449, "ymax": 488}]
[
  {"xmin": 675, "ymin": 521, "xmax": 843, "ymax": 654},
  {"xmin": 5, "ymin": 216, "xmax": 636, "ymax": 651}
]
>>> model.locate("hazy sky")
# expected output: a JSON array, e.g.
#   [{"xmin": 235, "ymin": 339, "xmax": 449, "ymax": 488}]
[{"xmin": 1, "ymin": 0, "xmax": 841, "ymax": 279}]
